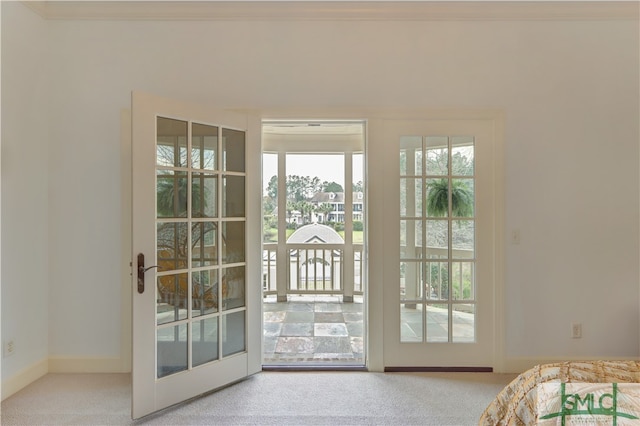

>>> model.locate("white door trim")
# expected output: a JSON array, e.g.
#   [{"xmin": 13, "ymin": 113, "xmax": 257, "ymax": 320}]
[
  {"xmin": 122, "ymin": 106, "xmax": 504, "ymax": 378},
  {"xmin": 260, "ymin": 108, "xmax": 505, "ymax": 372},
  {"xmin": 131, "ymin": 91, "xmax": 262, "ymax": 418}
]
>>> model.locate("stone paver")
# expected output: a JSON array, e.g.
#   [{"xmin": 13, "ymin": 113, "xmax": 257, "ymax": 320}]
[
  {"xmin": 263, "ymin": 296, "xmax": 364, "ymax": 365},
  {"xmin": 263, "ymin": 296, "xmax": 474, "ymax": 364},
  {"xmin": 314, "ymin": 323, "xmax": 348, "ymax": 337}
]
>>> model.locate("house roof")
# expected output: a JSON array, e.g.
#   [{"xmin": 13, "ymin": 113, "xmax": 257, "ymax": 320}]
[
  {"xmin": 287, "ymin": 223, "xmax": 344, "ymax": 244},
  {"xmin": 310, "ymin": 192, "xmax": 364, "ymax": 203},
  {"xmin": 310, "ymin": 192, "xmax": 344, "ymax": 203}
]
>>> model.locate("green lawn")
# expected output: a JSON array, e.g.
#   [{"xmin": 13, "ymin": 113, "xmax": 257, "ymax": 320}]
[{"xmin": 339, "ymin": 231, "xmax": 364, "ymax": 244}]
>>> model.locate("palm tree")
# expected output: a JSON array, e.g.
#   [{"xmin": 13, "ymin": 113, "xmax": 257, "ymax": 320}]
[
  {"xmin": 156, "ymin": 177, "xmax": 216, "ymax": 308},
  {"xmin": 426, "ymin": 179, "xmax": 474, "ymax": 217},
  {"xmin": 157, "ymin": 176, "xmax": 209, "ymax": 217},
  {"xmin": 296, "ymin": 200, "xmax": 315, "ymax": 224},
  {"xmin": 285, "ymin": 200, "xmax": 298, "ymax": 224},
  {"xmin": 316, "ymin": 202, "xmax": 334, "ymax": 223},
  {"xmin": 157, "ymin": 176, "xmax": 189, "ymax": 217}
]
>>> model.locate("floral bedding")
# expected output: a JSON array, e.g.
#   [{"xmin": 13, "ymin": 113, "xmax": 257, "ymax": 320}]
[{"xmin": 478, "ymin": 360, "xmax": 640, "ymax": 425}]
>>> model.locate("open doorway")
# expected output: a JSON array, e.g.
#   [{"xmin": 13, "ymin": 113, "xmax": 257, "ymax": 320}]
[{"xmin": 261, "ymin": 121, "xmax": 366, "ymax": 367}]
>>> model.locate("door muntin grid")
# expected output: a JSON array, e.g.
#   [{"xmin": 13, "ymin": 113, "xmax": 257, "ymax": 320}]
[
  {"xmin": 156, "ymin": 116, "xmax": 246, "ymax": 378},
  {"xmin": 399, "ymin": 135, "xmax": 475, "ymax": 344}
]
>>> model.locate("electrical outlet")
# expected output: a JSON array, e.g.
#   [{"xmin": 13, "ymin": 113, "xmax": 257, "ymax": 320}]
[
  {"xmin": 571, "ymin": 323, "xmax": 582, "ymax": 339},
  {"xmin": 3, "ymin": 339, "xmax": 16, "ymax": 357}
]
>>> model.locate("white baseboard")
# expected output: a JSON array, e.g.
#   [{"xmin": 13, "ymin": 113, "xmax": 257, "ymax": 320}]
[
  {"xmin": 4, "ymin": 355, "xmax": 638, "ymax": 400},
  {"xmin": 48, "ymin": 357, "xmax": 130, "ymax": 373},
  {"xmin": 501, "ymin": 356, "xmax": 640, "ymax": 374},
  {"xmin": 2, "ymin": 356, "xmax": 131, "ymax": 400},
  {"xmin": 1, "ymin": 357, "xmax": 48, "ymax": 400}
]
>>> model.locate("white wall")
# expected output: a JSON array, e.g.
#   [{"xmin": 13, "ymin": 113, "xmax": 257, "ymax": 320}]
[
  {"xmin": 1, "ymin": 2, "xmax": 50, "ymax": 387},
  {"xmin": 1, "ymin": 2, "xmax": 638, "ymax": 384},
  {"xmin": 505, "ymin": 22, "xmax": 640, "ymax": 359}
]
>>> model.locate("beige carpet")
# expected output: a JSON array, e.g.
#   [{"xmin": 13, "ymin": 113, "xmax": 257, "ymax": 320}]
[{"xmin": 1, "ymin": 371, "xmax": 516, "ymax": 425}]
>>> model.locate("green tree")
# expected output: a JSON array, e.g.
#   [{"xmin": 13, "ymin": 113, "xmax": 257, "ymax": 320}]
[
  {"xmin": 266, "ymin": 175, "xmax": 278, "ymax": 199},
  {"xmin": 262, "ymin": 195, "xmax": 277, "ymax": 238},
  {"xmin": 285, "ymin": 200, "xmax": 298, "ymax": 222},
  {"xmin": 296, "ymin": 200, "xmax": 315, "ymax": 224},
  {"xmin": 157, "ymin": 176, "xmax": 211, "ymax": 218},
  {"xmin": 156, "ymin": 177, "xmax": 216, "ymax": 277},
  {"xmin": 323, "ymin": 181, "xmax": 344, "ymax": 192},
  {"xmin": 451, "ymin": 150, "xmax": 474, "ymax": 176},
  {"xmin": 157, "ymin": 176, "xmax": 189, "ymax": 217},
  {"xmin": 266, "ymin": 174, "xmax": 324, "ymax": 202},
  {"xmin": 316, "ymin": 202, "xmax": 333, "ymax": 222},
  {"xmin": 287, "ymin": 175, "xmax": 322, "ymax": 202},
  {"xmin": 424, "ymin": 149, "xmax": 474, "ymax": 176},
  {"xmin": 427, "ymin": 263, "xmax": 449, "ymax": 299},
  {"xmin": 263, "ymin": 195, "xmax": 276, "ymax": 217}
]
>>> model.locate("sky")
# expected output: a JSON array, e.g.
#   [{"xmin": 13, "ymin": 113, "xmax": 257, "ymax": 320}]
[{"xmin": 262, "ymin": 153, "xmax": 364, "ymax": 194}]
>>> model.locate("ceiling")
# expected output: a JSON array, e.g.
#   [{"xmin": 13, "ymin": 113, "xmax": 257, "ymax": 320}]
[{"xmin": 22, "ymin": 1, "xmax": 639, "ymax": 21}]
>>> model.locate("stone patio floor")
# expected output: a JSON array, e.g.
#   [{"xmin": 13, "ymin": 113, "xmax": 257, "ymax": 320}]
[
  {"xmin": 263, "ymin": 295, "xmax": 364, "ymax": 365},
  {"xmin": 262, "ymin": 295, "xmax": 475, "ymax": 365}
]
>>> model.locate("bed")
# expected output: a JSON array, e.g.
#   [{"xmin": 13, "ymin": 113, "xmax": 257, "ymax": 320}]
[{"xmin": 478, "ymin": 360, "xmax": 640, "ymax": 425}]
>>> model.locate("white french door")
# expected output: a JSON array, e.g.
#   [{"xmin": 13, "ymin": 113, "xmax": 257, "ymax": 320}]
[
  {"xmin": 131, "ymin": 92, "xmax": 261, "ymax": 419},
  {"xmin": 378, "ymin": 119, "xmax": 497, "ymax": 368}
]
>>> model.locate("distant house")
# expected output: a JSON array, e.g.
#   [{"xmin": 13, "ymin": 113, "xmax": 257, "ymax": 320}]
[
  {"xmin": 309, "ymin": 192, "xmax": 364, "ymax": 223},
  {"xmin": 288, "ymin": 210, "xmax": 302, "ymax": 225},
  {"xmin": 271, "ymin": 206, "xmax": 302, "ymax": 226}
]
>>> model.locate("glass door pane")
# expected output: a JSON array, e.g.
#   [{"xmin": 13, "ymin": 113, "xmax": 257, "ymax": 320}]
[
  {"xmin": 399, "ymin": 135, "xmax": 476, "ymax": 343},
  {"xmin": 132, "ymin": 92, "xmax": 259, "ymax": 419},
  {"xmin": 155, "ymin": 117, "xmax": 247, "ymax": 379}
]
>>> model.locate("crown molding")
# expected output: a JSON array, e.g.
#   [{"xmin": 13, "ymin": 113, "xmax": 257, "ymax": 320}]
[{"xmin": 21, "ymin": 1, "xmax": 639, "ymax": 21}]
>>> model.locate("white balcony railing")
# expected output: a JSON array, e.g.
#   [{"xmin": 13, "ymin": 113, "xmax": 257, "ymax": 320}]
[
  {"xmin": 400, "ymin": 246, "xmax": 475, "ymax": 303},
  {"xmin": 263, "ymin": 243, "xmax": 364, "ymax": 297},
  {"xmin": 263, "ymin": 243, "xmax": 471, "ymax": 300}
]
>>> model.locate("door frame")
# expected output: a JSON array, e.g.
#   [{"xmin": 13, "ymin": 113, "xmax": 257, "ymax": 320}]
[
  {"xmin": 378, "ymin": 118, "xmax": 496, "ymax": 368},
  {"xmin": 261, "ymin": 120, "xmax": 367, "ymax": 366},
  {"xmin": 130, "ymin": 92, "xmax": 262, "ymax": 418},
  {"xmin": 259, "ymin": 108, "xmax": 505, "ymax": 372},
  {"xmin": 123, "ymin": 107, "xmax": 504, "ymax": 375}
]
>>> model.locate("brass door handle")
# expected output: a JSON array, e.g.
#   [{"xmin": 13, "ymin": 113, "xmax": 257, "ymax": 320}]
[{"xmin": 137, "ymin": 253, "xmax": 160, "ymax": 294}]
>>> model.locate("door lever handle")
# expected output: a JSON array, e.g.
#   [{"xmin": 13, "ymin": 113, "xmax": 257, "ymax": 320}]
[{"xmin": 137, "ymin": 253, "xmax": 161, "ymax": 294}]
